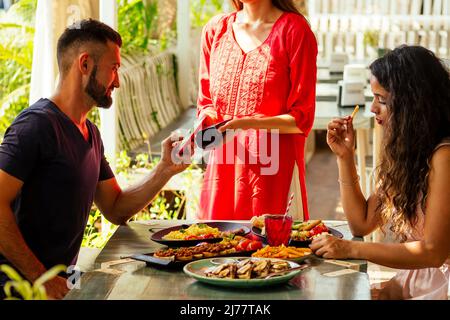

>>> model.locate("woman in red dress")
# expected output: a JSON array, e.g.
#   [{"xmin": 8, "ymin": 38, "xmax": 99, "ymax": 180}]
[{"xmin": 197, "ymin": 0, "xmax": 317, "ymax": 220}]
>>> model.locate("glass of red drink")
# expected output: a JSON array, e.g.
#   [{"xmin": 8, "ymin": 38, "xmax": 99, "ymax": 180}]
[{"xmin": 264, "ymin": 214, "xmax": 293, "ymax": 246}]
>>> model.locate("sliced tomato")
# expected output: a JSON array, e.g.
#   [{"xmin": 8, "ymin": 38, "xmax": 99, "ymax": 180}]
[
  {"xmin": 185, "ymin": 235, "xmax": 199, "ymax": 240},
  {"xmin": 309, "ymin": 224, "xmax": 329, "ymax": 237},
  {"xmin": 247, "ymin": 241, "xmax": 263, "ymax": 251},
  {"xmin": 236, "ymin": 239, "xmax": 252, "ymax": 251},
  {"xmin": 199, "ymin": 233, "xmax": 214, "ymax": 239}
]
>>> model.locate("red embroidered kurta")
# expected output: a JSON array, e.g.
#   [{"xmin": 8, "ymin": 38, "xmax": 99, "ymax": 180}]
[{"xmin": 197, "ymin": 12, "xmax": 317, "ymax": 220}]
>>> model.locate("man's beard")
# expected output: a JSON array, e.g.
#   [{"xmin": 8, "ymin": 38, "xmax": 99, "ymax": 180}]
[{"xmin": 85, "ymin": 65, "xmax": 113, "ymax": 109}]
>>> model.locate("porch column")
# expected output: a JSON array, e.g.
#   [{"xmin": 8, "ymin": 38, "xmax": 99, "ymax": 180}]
[
  {"xmin": 176, "ymin": 0, "xmax": 192, "ymax": 108},
  {"xmin": 29, "ymin": 0, "xmax": 55, "ymax": 105},
  {"xmin": 99, "ymin": 0, "xmax": 118, "ymax": 171}
]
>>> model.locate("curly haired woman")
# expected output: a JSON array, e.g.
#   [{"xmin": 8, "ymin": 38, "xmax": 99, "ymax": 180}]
[{"xmin": 310, "ymin": 46, "xmax": 450, "ymax": 300}]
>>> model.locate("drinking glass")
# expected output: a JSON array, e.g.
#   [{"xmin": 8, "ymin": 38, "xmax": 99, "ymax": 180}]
[{"xmin": 264, "ymin": 214, "xmax": 293, "ymax": 246}]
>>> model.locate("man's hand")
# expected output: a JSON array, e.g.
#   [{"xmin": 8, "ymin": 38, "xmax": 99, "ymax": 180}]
[
  {"xmin": 43, "ymin": 276, "xmax": 69, "ymax": 300},
  {"xmin": 159, "ymin": 135, "xmax": 191, "ymax": 176}
]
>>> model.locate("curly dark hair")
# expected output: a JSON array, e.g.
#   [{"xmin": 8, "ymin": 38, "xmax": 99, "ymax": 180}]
[{"xmin": 369, "ymin": 46, "xmax": 450, "ymax": 241}]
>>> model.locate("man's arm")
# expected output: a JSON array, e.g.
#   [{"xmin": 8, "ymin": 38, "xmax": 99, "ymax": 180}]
[
  {"xmin": 0, "ymin": 170, "xmax": 47, "ymax": 281},
  {"xmin": 94, "ymin": 136, "xmax": 189, "ymax": 225},
  {"xmin": 0, "ymin": 170, "xmax": 69, "ymax": 299}
]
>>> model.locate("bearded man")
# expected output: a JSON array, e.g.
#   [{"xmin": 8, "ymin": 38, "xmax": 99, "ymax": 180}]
[{"xmin": 0, "ymin": 19, "xmax": 188, "ymax": 299}]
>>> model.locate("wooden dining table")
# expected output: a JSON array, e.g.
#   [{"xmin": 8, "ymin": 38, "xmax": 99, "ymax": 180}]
[{"xmin": 64, "ymin": 220, "xmax": 371, "ymax": 300}]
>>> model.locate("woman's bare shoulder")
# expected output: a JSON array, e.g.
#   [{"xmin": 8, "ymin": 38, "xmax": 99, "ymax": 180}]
[{"xmin": 429, "ymin": 144, "xmax": 450, "ymax": 177}]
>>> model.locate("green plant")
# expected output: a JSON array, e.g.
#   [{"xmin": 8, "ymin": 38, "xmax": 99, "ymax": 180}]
[
  {"xmin": 87, "ymin": 107, "xmax": 100, "ymax": 127},
  {"xmin": 190, "ymin": 0, "xmax": 224, "ymax": 28},
  {"xmin": 118, "ymin": 0, "xmax": 159, "ymax": 55},
  {"xmin": 0, "ymin": 264, "xmax": 66, "ymax": 300},
  {"xmin": 82, "ymin": 207, "xmax": 117, "ymax": 248},
  {"xmin": 82, "ymin": 151, "xmax": 196, "ymax": 248},
  {"xmin": 0, "ymin": 0, "xmax": 37, "ymax": 137},
  {"xmin": 363, "ymin": 30, "xmax": 379, "ymax": 49}
]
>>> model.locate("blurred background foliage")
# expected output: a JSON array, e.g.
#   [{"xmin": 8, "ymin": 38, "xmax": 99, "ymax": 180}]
[
  {"xmin": 82, "ymin": 151, "xmax": 190, "ymax": 249},
  {"xmin": 0, "ymin": 0, "xmax": 36, "ymax": 138},
  {"xmin": 190, "ymin": 0, "xmax": 224, "ymax": 28},
  {"xmin": 0, "ymin": 0, "xmax": 221, "ymax": 248},
  {"xmin": 0, "ymin": 0, "xmax": 224, "ymax": 138}
]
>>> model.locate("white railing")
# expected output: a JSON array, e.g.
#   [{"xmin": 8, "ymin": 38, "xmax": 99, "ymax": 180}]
[
  {"xmin": 308, "ymin": 0, "xmax": 450, "ymax": 16},
  {"xmin": 308, "ymin": 0, "xmax": 450, "ymax": 60}
]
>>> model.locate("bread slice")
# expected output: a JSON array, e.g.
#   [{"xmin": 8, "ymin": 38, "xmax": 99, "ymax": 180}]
[
  {"xmin": 250, "ymin": 215, "xmax": 266, "ymax": 229},
  {"xmin": 294, "ymin": 220, "xmax": 321, "ymax": 231},
  {"xmin": 176, "ymin": 255, "xmax": 193, "ymax": 261},
  {"xmin": 202, "ymin": 251, "xmax": 219, "ymax": 258}
]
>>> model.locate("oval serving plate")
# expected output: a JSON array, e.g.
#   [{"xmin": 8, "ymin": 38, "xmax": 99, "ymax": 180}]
[
  {"xmin": 150, "ymin": 222, "xmax": 250, "ymax": 247},
  {"xmin": 129, "ymin": 248, "xmax": 258, "ymax": 268},
  {"xmin": 251, "ymin": 226, "xmax": 344, "ymax": 247},
  {"xmin": 183, "ymin": 257, "xmax": 304, "ymax": 288}
]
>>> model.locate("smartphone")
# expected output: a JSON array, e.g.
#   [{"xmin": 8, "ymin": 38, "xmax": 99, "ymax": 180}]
[{"xmin": 177, "ymin": 115, "xmax": 207, "ymax": 157}]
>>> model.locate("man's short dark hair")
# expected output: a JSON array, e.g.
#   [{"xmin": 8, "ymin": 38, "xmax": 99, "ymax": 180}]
[{"xmin": 57, "ymin": 19, "xmax": 122, "ymax": 76}]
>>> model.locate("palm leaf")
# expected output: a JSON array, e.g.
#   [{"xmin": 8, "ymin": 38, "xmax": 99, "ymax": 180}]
[
  {"xmin": 21, "ymin": 281, "xmax": 33, "ymax": 300},
  {"xmin": 0, "ymin": 265, "xmax": 23, "ymax": 282},
  {"xmin": 33, "ymin": 285, "xmax": 47, "ymax": 300},
  {"xmin": 0, "ymin": 83, "xmax": 30, "ymax": 116},
  {"xmin": 0, "ymin": 44, "xmax": 32, "ymax": 68},
  {"xmin": 3, "ymin": 281, "xmax": 13, "ymax": 297},
  {"xmin": 0, "ymin": 22, "xmax": 34, "ymax": 33},
  {"xmin": 6, "ymin": 281, "xmax": 27, "ymax": 300}
]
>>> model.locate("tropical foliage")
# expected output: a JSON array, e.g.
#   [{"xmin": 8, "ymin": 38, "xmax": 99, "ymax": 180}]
[
  {"xmin": 0, "ymin": 264, "xmax": 66, "ymax": 300},
  {"xmin": 0, "ymin": 0, "xmax": 224, "ymax": 137},
  {"xmin": 0, "ymin": 1, "xmax": 204, "ymax": 250},
  {"xmin": 81, "ymin": 151, "xmax": 195, "ymax": 248},
  {"xmin": 190, "ymin": 0, "xmax": 224, "ymax": 28},
  {"xmin": 0, "ymin": 0, "xmax": 36, "ymax": 138},
  {"xmin": 118, "ymin": 0, "xmax": 159, "ymax": 55}
]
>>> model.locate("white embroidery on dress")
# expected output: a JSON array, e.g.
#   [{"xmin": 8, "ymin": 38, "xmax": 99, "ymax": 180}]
[{"xmin": 210, "ymin": 30, "xmax": 270, "ymax": 117}]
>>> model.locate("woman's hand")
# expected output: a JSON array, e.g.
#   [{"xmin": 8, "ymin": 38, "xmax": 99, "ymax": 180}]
[
  {"xmin": 309, "ymin": 234, "xmax": 355, "ymax": 259},
  {"xmin": 217, "ymin": 117, "xmax": 255, "ymax": 133},
  {"xmin": 326, "ymin": 116, "xmax": 355, "ymax": 159}
]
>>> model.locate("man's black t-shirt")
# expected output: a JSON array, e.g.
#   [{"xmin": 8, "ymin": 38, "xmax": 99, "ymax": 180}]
[{"xmin": 0, "ymin": 98, "xmax": 114, "ymax": 282}]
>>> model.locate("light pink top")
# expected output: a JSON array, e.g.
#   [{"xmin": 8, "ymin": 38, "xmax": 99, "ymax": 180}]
[{"xmin": 373, "ymin": 138, "xmax": 450, "ymax": 300}]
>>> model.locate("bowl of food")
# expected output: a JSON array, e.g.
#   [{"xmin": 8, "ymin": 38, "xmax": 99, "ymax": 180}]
[
  {"xmin": 183, "ymin": 257, "xmax": 307, "ymax": 288},
  {"xmin": 251, "ymin": 217, "xmax": 344, "ymax": 247},
  {"xmin": 150, "ymin": 222, "xmax": 250, "ymax": 247}
]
